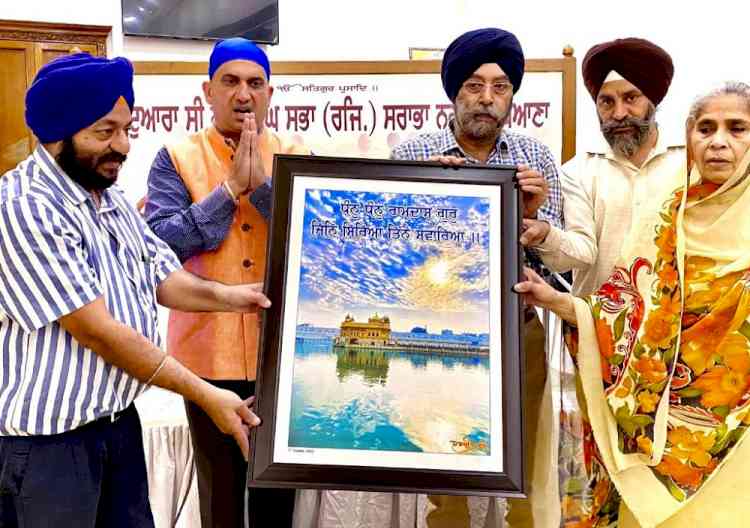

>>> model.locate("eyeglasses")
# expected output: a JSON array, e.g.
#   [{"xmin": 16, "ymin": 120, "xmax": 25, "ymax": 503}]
[{"xmin": 461, "ymin": 80, "xmax": 513, "ymax": 96}]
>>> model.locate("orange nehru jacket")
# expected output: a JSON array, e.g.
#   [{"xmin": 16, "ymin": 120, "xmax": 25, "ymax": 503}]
[{"xmin": 166, "ymin": 126, "xmax": 308, "ymax": 380}]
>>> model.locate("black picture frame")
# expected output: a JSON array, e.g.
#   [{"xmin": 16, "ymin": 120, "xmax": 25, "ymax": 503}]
[{"xmin": 249, "ymin": 154, "xmax": 525, "ymax": 497}]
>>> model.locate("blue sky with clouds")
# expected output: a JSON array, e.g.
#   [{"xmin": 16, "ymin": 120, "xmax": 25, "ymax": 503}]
[{"xmin": 296, "ymin": 188, "xmax": 491, "ymax": 333}]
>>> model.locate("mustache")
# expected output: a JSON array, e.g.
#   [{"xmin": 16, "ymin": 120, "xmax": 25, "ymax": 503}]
[
  {"xmin": 97, "ymin": 151, "xmax": 127, "ymax": 165},
  {"xmin": 468, "ymin": 106, "xmax": 503, "ymax": 121},
  {"xmin": 600, "ymin": 114, "xmax": 652, "ymax": 135}
]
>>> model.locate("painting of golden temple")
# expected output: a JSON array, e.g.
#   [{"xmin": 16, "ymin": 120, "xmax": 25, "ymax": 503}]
[{"xmin": 288, "ymin": 187, "xmax": 493, "ymax": 456}]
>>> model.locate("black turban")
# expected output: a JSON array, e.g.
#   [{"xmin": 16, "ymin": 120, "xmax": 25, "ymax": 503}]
[
  {"xmin": 441, "ymin": 28, "xmax": 525, "ymax": 102},
  {"xmin": 582, "ymin": 38, "xmax": 673, "ymax": 105},
  {"xmin": 25, "ymin": 53, "xmax": 135, "ymax": 144}
]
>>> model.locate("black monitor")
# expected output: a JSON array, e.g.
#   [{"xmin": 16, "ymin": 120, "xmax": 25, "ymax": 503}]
[{"xmin": 122, "ymin": 0, "xmax": 279, "ymax": 44}]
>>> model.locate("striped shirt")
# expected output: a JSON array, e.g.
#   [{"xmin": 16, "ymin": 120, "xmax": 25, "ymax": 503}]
[
  {"xmin": 0, "ymin": 146, "xmax": 181, "ymax": 436},
  {"xmin": 390, "ymin": 122, "xmax": 564, "ymax": 273}
]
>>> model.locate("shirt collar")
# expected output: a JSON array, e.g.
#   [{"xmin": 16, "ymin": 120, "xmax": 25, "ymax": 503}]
[
  {"xmin": 33, "ymin": 145, "xmax": 117, "ymax": 210},
  {"xmin": 586, "ymin": 126, "xmax": 683, "ymax": 166},
  {"xmin": 439, "ymin": 120, "xmax": 510, "ymax": 158}
]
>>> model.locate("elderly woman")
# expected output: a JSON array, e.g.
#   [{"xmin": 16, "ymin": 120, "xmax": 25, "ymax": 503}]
[{"xmin": 517, "ymin": 82, "xmax": 750, "ymax": 527}]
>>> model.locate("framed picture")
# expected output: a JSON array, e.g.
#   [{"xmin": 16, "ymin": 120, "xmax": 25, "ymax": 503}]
[{"xmin": 249, "ymin": 155, "xmax": 525, "ymax": 496}]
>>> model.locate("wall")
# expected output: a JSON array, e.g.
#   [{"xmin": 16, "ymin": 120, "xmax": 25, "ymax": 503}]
[
  {"xmin": 3, "ymin": 0, "xmax": 748, "ymax": 410},
  {"xmin": 2, "ymin": 0, "xmax": 749, "ymax": 150}
]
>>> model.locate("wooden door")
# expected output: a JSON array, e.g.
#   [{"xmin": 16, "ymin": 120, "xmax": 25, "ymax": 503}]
[
  {"xmin": 36, "ymin": 41, "xmax": 99, "ymax": 67},
  {"xmin": 0, "ymin": 40, "xmax": 35, "ymax": 174},
  {"xmin": 0, "ymin": 20, "xmax": 109, "ymax": 175}
]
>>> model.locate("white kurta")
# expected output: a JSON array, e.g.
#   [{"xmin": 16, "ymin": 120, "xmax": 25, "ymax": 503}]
[{"xmin": 536, "ymin": 135, "xmax": 685, "ymax": 296}]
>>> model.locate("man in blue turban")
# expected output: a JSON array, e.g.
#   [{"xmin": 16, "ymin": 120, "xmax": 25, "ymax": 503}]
[
  {"xmin": 393, "ymin": 27, "xmax": 560, "ymax": 226},
  {"xmin": 440, "ymin": 27, "xmax": 525, "ymax": 101},
  {"xmin": 1, "ymin": 52, "xmax": 273, "ymax": 527},
  {"xmin": 143, "ymin": 38, "xmax": 307, "ymax": 528},
  {"xmin": 25, "ymin": 52, "xmax": 135, "ymax": 192},
  {"xmin": 391, "ymin": 28, "xmax": 562, "ymax": 528}
]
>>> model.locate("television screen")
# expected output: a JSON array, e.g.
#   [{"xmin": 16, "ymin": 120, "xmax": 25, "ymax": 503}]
[{"xmin": 122, "ymin": 0, "xmax": 279, "ymax": 44}]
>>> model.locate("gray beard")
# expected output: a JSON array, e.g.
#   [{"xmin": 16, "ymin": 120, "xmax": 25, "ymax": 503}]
[
  {"xmin": 460, "ymin": 119, "xmax": 500, "ymax": 140},
  {"xmin": 455, "ymin": 102, "xmax": 510, "ymax": 142},
  {"xmin": 600, "ymin": 105, "xmax": 656, "ymax": 158}
]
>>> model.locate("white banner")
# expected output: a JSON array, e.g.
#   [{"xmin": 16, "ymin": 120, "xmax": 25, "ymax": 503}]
[{"xmin": 120, "ymin": 71, "xmax": 563, "ymax": 204}]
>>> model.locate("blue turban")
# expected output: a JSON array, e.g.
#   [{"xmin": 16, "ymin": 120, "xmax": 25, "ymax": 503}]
[
  {"xmin": 441, "ymin": 28, "xmax": 525, "ymax": 101},
  {"xmin": 25, "ymin": 53, "xmax": 134, "ymax": 144},
  {"xmin": 208, "ymin": 38, "xmax": 270, "ymax": 80}
]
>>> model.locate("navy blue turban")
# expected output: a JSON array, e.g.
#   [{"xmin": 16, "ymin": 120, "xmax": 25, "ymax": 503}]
[
  {"xmin": 209, "ymin": 38, "xmax": 270, "ymax": 80},
  {"xmin": 441, "ymin": 28, "xmax": 525, "ymax": 102},
  {"xmin": 25, "ymin": 53, "xmax": 134, "ymax": 144}
]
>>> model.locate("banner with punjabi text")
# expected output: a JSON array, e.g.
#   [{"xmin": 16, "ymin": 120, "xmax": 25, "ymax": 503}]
[{"xmin": 119, "ymin": 72, "xmax": 562, "ymax": 204}]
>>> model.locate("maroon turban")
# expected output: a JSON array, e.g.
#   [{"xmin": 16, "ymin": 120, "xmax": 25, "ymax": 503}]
[{"xmin": 582, "ymin": 38, "xmax": 674, "ymax": 105}]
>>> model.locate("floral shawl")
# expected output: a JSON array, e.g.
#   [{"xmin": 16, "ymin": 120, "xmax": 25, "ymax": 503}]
[{"xmin": 566, "ymin": 148, "xmax": 750, "ymax": 527}]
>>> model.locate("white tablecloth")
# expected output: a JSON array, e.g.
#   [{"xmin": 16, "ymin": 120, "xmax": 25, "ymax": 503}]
[
  {"xmin": 294, "ymin": 491, "xmax": 505, "ymax": 528},
  {"xmin": 135, "ymin": 390, "xmax": 507, "ymax": 528},
  {"xmin": 135, "ymin": 388, "xmax": 200, "ymax": 528}
]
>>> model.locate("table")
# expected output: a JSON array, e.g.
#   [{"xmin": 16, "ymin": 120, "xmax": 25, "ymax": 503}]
[{"xmin": 135, "ymin": 387, "xmax": 200, "ymax": 528}]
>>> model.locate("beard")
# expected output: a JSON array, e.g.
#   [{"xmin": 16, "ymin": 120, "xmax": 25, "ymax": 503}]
[
  {"xmin": 455, "ymin": 99, "xmax": 510, "ymax": 141},
  {"xmin": 600, "ymin": 104, "xmax": 656, "ymax": 158},
  {"xmin": 55, "ymin": 138, "xmax": 127, "ymax": 192}
]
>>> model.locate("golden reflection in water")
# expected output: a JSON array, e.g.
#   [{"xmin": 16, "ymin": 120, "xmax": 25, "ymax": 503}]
[{"xmin": 292, "ymin": 349, "xmax": 490, "ymax": 454}]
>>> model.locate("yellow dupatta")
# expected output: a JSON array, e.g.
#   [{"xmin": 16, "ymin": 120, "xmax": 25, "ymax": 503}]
[{"xmin": 572, "ymin": 148, "xmax": 750, "ymax": 527}]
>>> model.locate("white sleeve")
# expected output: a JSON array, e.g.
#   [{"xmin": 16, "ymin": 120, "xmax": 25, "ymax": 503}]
[{"xmin": 535, "ymin": 157, "xmax": 598, "ymax": 273}]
